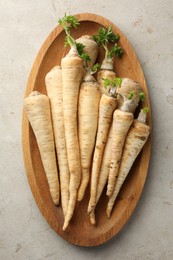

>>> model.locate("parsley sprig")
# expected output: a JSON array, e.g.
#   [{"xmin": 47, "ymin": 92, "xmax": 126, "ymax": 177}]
[
  {"xmin": 102, "ymin": 77, "xmax": 122, "ymax": 97},
  {"xmin": 76, "ymin": 42, "xmax": 100, "ymax": 74},
  {"xmin": 93, "ymin": 27, "xmax": 120, "ymax": 45},
  {"xmin": 58, "ymin": 14, "xmax": 79, "ymax": 47},
  {"xmin": 128, "ymin": 91, "xmax": 134, "ymax": 100},
  {"xmin": 103, "ymin": 77, "xmax": 122, "ymax": 88},
  {"xmin": 76, "ymin": 43, "xmax": 85, "ymax": 56},
  {"xmin": 127, "ymin": 91, "xmax": 145, "ymax": 101},
  {"xmin": 76, "ymin": 43, "xmax": 91, "ymax": 64},
  {"xmin": 139, "ymin": 92, "xmax": 145, "ymax": 102},
  {"xmin": 142, "ymin": 106, "xmax": 149, "ymax": 113},
  {"xmin": 93, "ymin": 27, "xmax": 123, "ymax": 59},
  {"xmin": 91, "ymin": 63, "xmax": 101, "ymax": 74}
]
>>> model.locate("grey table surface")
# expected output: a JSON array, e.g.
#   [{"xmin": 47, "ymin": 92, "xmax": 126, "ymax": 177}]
[{"xmin": 1, "ymin": 0, "xmax": 173, "ymax": 259}]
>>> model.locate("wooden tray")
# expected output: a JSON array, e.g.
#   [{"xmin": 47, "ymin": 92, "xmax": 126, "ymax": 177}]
[{"xmin": 22, "ymin": 13, "xmax": 151, "ymax": 247}]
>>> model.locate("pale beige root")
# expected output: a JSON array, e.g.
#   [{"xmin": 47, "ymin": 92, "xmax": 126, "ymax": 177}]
[
  {"xmin": 88, "ymin": 94, "xmax": 117, "ymax": 214},
  {"xmin": 107, "ymin": 109, "xmax": 134, "ymax": 197},
  {"xmin": 106, "ymin": 120, "xmax": 150, "ymax": 218},
  {"xmin": 97, "ymin": 69, "xmax": 116, "ymax": 96},
  {"xmin": 76, "ymin": 35, "xmax": 98, "ymax": 67},
  {"xmin": 90, "ymin": 123, "xmax": 113, "ymax": 224},
  {"xmin": 63, "ymin": 178, "xmax": 77, "ymax": 231},
  {"xmin": 78, "ymin": 80, "xmax": 101, "ymax": 201},
  {"xmin": 45, "ymin": 66, "xmax": 70, "ymax": 216},
  {"xmin": 89, "ymin": 211, "xmax": 96, "ymax": 225},
  {"xmin": 23, "ymin": 91, "xmax": 60, "ymax": 205},
  {"xmin": 117, "ymin": 78, "xmax": 142, "ymax": 113},
  {"xmin": 96, "ymin": 123, "xmax": 113, "ymax": 201},
  {"xmin": 61, "ymin": 53, "xmax": 84, "ymax": 231}
]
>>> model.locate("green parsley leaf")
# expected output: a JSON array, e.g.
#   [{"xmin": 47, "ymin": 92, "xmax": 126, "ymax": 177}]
[
  {"xmin": 103, "ymin": 78, "xmax": 111, "ymax": 88},
  {"xmin": 93, "ymin": 27, "xmax": 120, "ymax": 46},
  {"xmin": 128, "ymin": 91, "xmax": 134, "ymax": 100},
  {"xmin": 112, "ymin": 77, "xmax": 122, "ymax": 87},
  {"xmin": 58, "ymin": 14, "xmax": 80, "ymax": 47},
  {"xmin": 91, "ymin": 63, "xmax": 101, "ymax": 73},
  {"xmin": 76, "ymin": 43, "xmax": 85, "ymax": 56},
  {"xmin": 80, "ymin": 53, "xmax": 91, "ymax": 62},
  {"xmin": 139, "ymin": 92, "xmax": 145, "ymax": 102},
  {"xmin": 108, "ymin": 43, "xmax": 123, "ymax": 59},
  {"xmin": 142, "ymin": 106, "xmax": 149, "ymax": 113}
]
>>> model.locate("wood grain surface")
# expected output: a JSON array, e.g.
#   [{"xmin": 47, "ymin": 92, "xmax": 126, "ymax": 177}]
[{"xmin": 22, "ymin": 13, "xmax": 152, "ymax": 247}]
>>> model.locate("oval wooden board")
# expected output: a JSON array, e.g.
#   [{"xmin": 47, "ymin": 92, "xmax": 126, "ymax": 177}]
[{"xmin": 22, "ymin": 13, "xmax": 151, "ymax": 247}]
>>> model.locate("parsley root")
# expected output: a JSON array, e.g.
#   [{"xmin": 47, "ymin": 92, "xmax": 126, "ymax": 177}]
[
  {"xmin": 58, "ymin": 14, "xmax": 84, "ymax": 230},
  {"xmin": 45, "ymin": 66, "xmax": 70, "ymax": 216},
  {"xmin": 88, "ymin": 90, "xmax": 117, "ymax": 214},
  {"xmin": 24, "ymin": 91, "xmax": 60, "ymax": 205},
  {"xmin": 78, "ymin": 68, "xmax": 101, "ymax": 201},
  {"xmin": 106, "ymin": 108, "xmax": 150, "ymax": 217}
]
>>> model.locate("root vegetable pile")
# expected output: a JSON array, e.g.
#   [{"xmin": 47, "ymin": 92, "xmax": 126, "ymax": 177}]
[{"xmin": 23, "ymin": 14, "xmax": 150, "ymax": 230}]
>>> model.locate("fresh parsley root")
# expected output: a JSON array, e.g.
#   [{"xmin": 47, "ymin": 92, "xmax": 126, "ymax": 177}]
[
  {"xmin": 93, "ymin": 27, "xmax": 123, "ymax": 95},
  {"xmin": 58, "ymin": 14, "xmax": 84, "ymax": 231},
  {"xmin": 106, "ymin": 107, "xmax": 150, "ymax": 217}
]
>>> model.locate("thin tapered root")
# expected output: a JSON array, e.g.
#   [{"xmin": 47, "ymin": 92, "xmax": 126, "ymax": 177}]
[
  {"xmin": 63, "ymin": 219, "xmax": 69, "ymax": 231},
  {"xmin": 63, "ymin": 187, "xmax": 77, "ymax": 231},
  {"xmin": 45, "ymin": 66, "xmax": 70, "ymax": 215},
  {"xmin": 87, "ymin": 202, "xmax": 95, "ymax": 214},
  {"xmin": 106, "ymin": 179, "xmax": 118, "ymax": 197},
  {"xmin": 90, "ymin": 211, "xmax": 96, "ymax": 225},
  {"xmin": 106, "ymin": 200, "xmax": 114, "ymax": 218},
  {"xmin": 106, "ymin": 207, "xmax": 112, "ymax": 218},
  {"xmin": 107, "ymin": 110, "xmax": 133, "ymax": 197},
  {"xmin": 78, "ymin": 82, "xmax": 100, "ymax": 202},
  {"xmin": 77, "ymin": 168, "xmax": 90, "ymax": 201},
  {"xmin": 88, "ymin": 95, "xmax": 117, "ymax": 216},
  {"xmin": 89, "ymin": 124, "xmax": 113, "ymax": 224},
  {"xmin": 61, "ymin": 54, "xmax": 83, "ymax": 227},
  {"xmin": 106, "ymin": 120, "xmax": 150, "ymax": 217}
]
